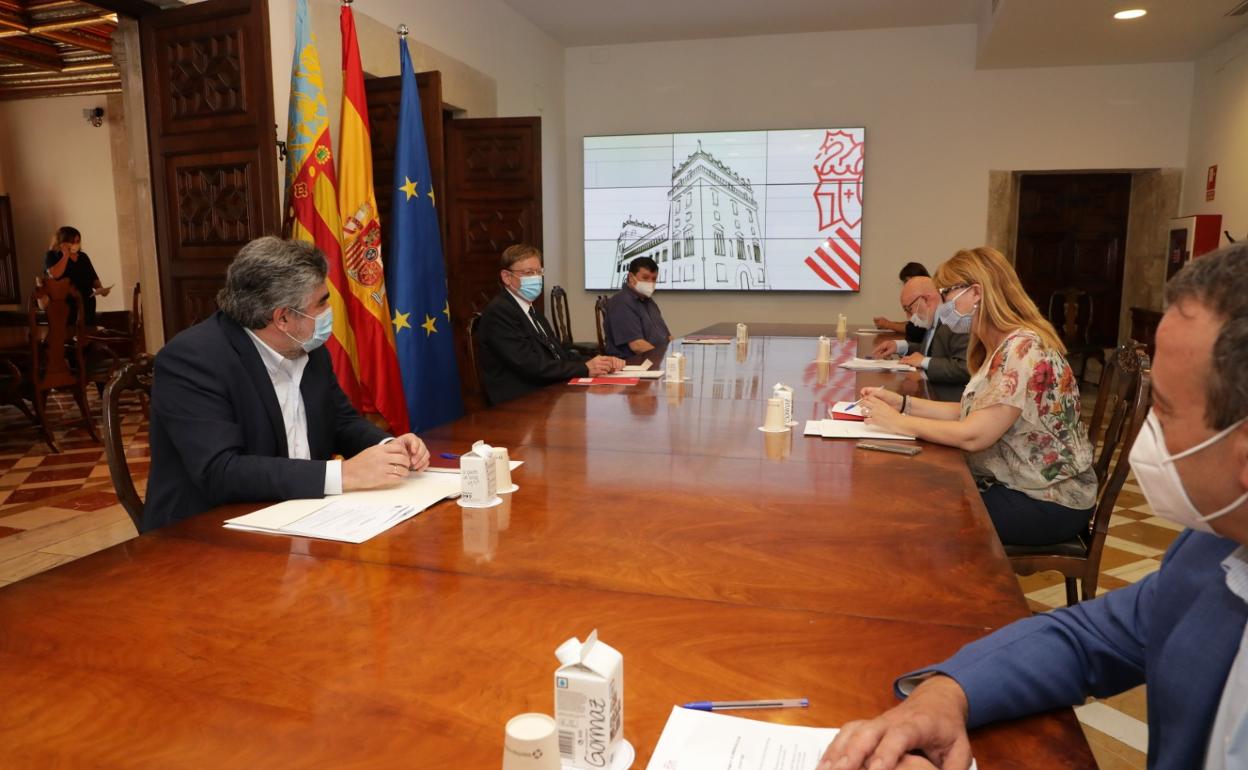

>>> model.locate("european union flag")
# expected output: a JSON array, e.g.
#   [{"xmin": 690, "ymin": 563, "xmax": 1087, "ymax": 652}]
[{"xmin": 385, "ymin": 36, "xmax": 463, "ymax": 431}]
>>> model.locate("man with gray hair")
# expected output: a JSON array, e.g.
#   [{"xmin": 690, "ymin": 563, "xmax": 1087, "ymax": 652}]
[
  {"xmin": 818, "ymin": 243, "xmax": 1248, "ymax": 770},
  {"xmin": 145, "ymin": 237, "xmax": 429, "ymax": 532}
]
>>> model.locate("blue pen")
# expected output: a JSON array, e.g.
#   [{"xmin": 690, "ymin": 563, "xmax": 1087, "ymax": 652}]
[
  {"xmin": 682, "ymin": 698, "xmax": 808, "ymax": 712},
  {"xmin": 439, "ymin": 452, "xmax": 459, "ymax": 460}
]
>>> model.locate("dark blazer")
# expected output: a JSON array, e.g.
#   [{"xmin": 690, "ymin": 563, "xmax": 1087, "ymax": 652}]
[
  {"xmin": 144, "ymin": 311, "xmax": 389, "ymax": 532},
  {"xmin": 905, "ymin": 530, "xmax": 1246, "ymax": 770},
  {"xmin": 922, "ymin": 321, "xmax": 970, "ymax": 385},
  {"xmin": 477, "ymin": 290, "xmax": 588, "ymax": 405}
]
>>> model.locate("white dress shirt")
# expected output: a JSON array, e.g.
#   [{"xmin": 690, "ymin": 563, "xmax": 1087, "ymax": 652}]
[
  {"xmin": 1204, "ymin": 545, "xmax": 1248, "ymax": 770},
  {"xmin": 245, "ymin": 329, "xmax": 341, "ymax": 495},
  {"xmin": 508, "ymin": 288, "xmax": 547, "ymax": 336}
]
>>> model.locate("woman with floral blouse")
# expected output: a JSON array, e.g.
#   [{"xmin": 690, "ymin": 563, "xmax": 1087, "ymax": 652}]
[{"xmin": 860, "ymin": 247, "xmax": 1096, "ymax": 546}]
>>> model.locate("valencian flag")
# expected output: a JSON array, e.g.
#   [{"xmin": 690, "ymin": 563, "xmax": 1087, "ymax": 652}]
[
  {"xmin": 283, "ymin": 0, "xmax": 363, "ymax": 407},
  {"xmin": 387, "ymin": 31, "xmax": 463, "ymax": 430},
  {"xmin": 336, "ymin": 1, "xmax": 410, "ymax": 433}
]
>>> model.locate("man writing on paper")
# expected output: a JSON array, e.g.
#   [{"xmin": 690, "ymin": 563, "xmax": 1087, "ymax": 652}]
[
  {"xmin": 478, "ymin": 244, "xmax": 624, "ymax": 405},
  {"xmin": 872, "ymin": 276, "xmax": 969, "ymax": 385},
  {"xmin": 818, "ymin": 244, "xmax": 1248, "ymax": 770},
  {"xmin": 144, "ymin": 237, "xmax": 430, "ymax": 532},
  {"xmin": 604, "ymin": 256, "xmax": 672, "ymax": 359}
]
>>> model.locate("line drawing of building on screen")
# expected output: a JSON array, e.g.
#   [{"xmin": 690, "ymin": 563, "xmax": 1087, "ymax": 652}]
[{"xmin": 612, "ymin": 141, "xmax": 767, "ymax": 290}]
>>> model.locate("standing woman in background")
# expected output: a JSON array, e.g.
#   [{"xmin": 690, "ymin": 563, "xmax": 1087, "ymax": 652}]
[
  {"xmin": 859, "ymin": 247, "xmax": 1096, "ymax": 546},
  {"xmin": 44, "ymin": 226, "xmax": 109, "ymax": 326}
]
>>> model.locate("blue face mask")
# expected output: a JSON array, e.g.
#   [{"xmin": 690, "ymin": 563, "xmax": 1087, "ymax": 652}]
[
  {"xmin": 518, "ymin": 275, "xmax": 543, "ymax": 302},
  {"xmin": 286, "ymin": 306, "xmax": 333, "ymax": 353},
  {"xmin": 936, "ymin": 287, "xmax": 975, "ymax": 334}
]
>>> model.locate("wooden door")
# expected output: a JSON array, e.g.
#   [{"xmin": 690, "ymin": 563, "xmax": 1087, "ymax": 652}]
[
  {"xmin": 444, "ymin": 116, "xmax": 543, "ymax": 394},
  {"xmin": 1014, "ymin": 173, "xmax": 1132, "ymax": 348},
  {"xmin": 0, "ymin": 196, "xmax": 17, "ymax": 305},
  {"xmin": 140, "ymin": 0, "xmax": 281, "ymax": 339}
]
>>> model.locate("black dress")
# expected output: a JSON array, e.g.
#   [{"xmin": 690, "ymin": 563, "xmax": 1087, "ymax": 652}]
[{"xmin": 44, "ymin": 249, "xmax": 100, "ymax": 325}]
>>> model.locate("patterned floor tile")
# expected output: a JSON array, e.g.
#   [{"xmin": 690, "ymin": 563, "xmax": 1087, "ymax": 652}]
[
  {"xmin": 1109, "ymin": 521, "xmax": 1182, "ymax": 551},
  {"xmin": 3, "ymin": 484, "xmax": 82, "ymax": 504},
  {"xmin": 0, "ymin": 526, "xmax": 20, "ymax": 539},
  {"xmin": 24, "ymin": 466, "xmax": 94, "ymax": 485}
]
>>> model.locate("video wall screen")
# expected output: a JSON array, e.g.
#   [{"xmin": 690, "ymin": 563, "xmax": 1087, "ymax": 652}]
[{"xmin": 584, "ymin": 128, "xmax": 865, "ymax": 292}]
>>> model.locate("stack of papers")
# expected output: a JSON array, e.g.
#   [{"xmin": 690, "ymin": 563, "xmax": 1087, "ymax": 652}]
[
  {"xmin": 601, "ymin": 369, "xmax": 663, "ymax": 379},
  {"xmin": 569, "ymin": 376, "xmax": 640, "ymax": 385},
  {"xmin": 223, "ymin": 471, "xmax": 463, "ymax": 543},
  {"xmin": 682, "ymin": 335, "xmax": 734, "ymax": 344},
  {"xmin": 646, "ymin": 707, "xmax": 976, "ymax": 770},
  {"xmin": 803, "ymin": 419, "xmax": 916, "ymax": 441},
  {"xmin": 838, "ymin": 357, "xmax": 916, "ymax": 372},
  {"xmin": 622, "ymin": 360, "xmax": 654, "ymax": 372}
]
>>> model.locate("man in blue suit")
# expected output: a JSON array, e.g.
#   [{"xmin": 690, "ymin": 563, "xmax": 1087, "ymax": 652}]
[{"xmin": 819, "ymin": 244, "xmax": 1248, "ymax": 770}]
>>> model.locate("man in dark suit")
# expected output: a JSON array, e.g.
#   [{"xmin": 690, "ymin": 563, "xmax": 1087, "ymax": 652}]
[
  {"xmin": 144, "ymin": 237, "xmax": 430, "ymax": 532},
  {"xmin": 873, "ymin": 276, "xmax": 969, "ymax": 385},
  {"xmin": 478, "ymin": 244, "xmax": 623, "ymax": 405},
  {"xmin": 819, "ymin": 244, "xmax": 1248, "ymax": 770}
]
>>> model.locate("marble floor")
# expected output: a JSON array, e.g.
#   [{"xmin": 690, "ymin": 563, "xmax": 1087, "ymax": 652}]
[{"xmin": 0, "ymin": 384, "xmax": 1170, "ymax": 769}]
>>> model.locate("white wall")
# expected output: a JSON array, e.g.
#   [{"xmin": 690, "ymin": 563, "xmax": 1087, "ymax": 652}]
[
  {"xmin": 1182, "ymin": 25, "xmax": 1248, "ymax": 240},
  {"xmin": 266, "ymin": 0, "xmax": 566, "ymax": 287},
  {"xmin": 0, "ymin": 94, "xmax": 125, "ymax": 312},
  {"xmin": 564, "ymin": 24, "xmax": 1194, "ymax": 338}
]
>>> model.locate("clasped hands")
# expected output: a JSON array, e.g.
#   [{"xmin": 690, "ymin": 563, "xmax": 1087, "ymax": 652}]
[
  {"xmin": 342, "ymin": 433, "xmax": 431, "ymax": 491},
  {"xmin": 872, "ymin": 340, "xmax": 924, "ymax": 368},
  {"xmin": 586, "ymin": 355, "xmax": 627, "ymax": 377}
]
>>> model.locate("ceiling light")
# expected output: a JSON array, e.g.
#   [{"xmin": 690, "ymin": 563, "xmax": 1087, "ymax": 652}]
[{"xmin": 1113, "ymin": 9, "xmax": 1147, "ymax": 20}]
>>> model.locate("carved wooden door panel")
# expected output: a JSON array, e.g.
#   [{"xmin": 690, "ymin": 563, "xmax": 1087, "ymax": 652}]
[
  {"xmin": 0, "ymin": 196, "xmax": 17, "ymax": 305},
  {"xmin": 140, "ymin": 0, "xmax": 280, "ymax": 339},
  {"xmin": 444, "ymin": 116, "xmax": 542, "ymax": 394}
]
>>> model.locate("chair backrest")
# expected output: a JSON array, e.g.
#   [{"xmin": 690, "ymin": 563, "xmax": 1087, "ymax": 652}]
[
  {"xmin": 130, "ymin": 282, "xmax": 145, "ymax": 355},
  {"xmin": 104, "ymin": 354, "xmax": 154, "ymax": 530},
  {"xmin": 1047, "ymin": 287, "xmax": 1094, "ymax": 346},
  {"xmin": 466, "ymin": 312, "xmax": 488, "ymax": 405},
  {"xmin": 1083, "ymin": 358, "xmax": 1152, "ymax": 561},
  {"xmin": 549, "ymin": 285, "xmax": 573, "ymax": 347},
  {"xmin": 29, "ymin": 278, "xmax": 86, "ymax": 390},
  {"xmin": 1087, "ymin": 343, "xmax": 1148, "ymax": 483},
  {"xmin": 593, "ymin": 295, "xmax": 608, "ymax": 354}
]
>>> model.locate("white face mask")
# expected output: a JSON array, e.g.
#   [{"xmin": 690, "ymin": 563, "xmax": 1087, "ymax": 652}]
[
  {"xmin": 908, "ymin": 312, "xmax": 930, "ymax": 330},
  {"xmin": 935, "ymin": 287, "xmax": 974, "ymax": 334},
  {"xmin": 634, "ymin": 280, "xmax": 656, "ymax": 298},
  {"xmin": 1128, "ymin": 410, "xmax": 1248, "ymax": 534}
]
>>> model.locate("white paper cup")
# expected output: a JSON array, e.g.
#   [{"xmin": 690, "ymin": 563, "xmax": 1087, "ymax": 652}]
[
  {"xmin": 763, "ymin": 397, "xmax": 785, "ymax": 431},
  {"xmin": 502, "ymin": 713, "xmax": 560, "ymax": 770},
  {"xmin": 816, "ymin": 337, "xmax": 831, "ymax": 363},
  {"xmin": 491, "ymin": 447, "xmax": 518, "ymax": 493}
]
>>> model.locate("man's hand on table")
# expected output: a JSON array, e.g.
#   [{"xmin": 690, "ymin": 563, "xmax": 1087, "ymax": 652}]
[{"xmin": 343, "ymin": 440, "xmax": 413, "ymax": 490}]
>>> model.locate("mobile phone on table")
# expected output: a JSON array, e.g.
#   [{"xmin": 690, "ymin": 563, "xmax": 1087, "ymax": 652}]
[{"xmin": 856, "ymin": 441, "xmax": 921, "ymax": 456}]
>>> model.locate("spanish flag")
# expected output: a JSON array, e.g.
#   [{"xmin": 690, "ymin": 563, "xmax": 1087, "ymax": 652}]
[
  {"xmin": 283, "ymin": 0, "xmax": 364, "ymax": 407},
  {"xmin": 336, "ymin": 1, "xmax": 410, "ymax": 434}
]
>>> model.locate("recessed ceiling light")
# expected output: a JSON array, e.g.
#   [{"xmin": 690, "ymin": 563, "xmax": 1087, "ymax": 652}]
[{"xmin": 1114, "ymin": 9, "xmax": 1147, "ymax": 19}]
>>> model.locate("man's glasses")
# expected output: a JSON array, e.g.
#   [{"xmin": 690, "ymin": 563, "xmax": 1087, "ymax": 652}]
[
  {"xmin": 507, "ymin": 268, "xmax": 544, "ymax": 278},
  {"xmin": 902, "ymin": 295, "xmax": 927, "ymax": 315}
]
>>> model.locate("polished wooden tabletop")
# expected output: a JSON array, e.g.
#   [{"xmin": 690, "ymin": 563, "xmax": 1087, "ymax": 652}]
[{"xmin": 0, "ymin": 325, "xmax": 1095, "ymax": 769}]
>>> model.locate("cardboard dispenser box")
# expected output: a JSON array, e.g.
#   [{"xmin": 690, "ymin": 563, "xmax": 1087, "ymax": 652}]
[{"xmin": 554, "ymin": 630, "xmax": 623, "ymax": 769}]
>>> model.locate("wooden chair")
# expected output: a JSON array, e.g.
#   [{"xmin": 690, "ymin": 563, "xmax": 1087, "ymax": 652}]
[
  {"xmin": 466, "ymin": 312, "xmax": 489, "ymax": 406},
  {"xmin": 1086, "ymin": 342, "xmax": 1148, "ymax": 484},
  {"xmin": 549, "ymin": 285, "xmax": 600, "ymax": 356},
  {"xmin": 1048, "ymin": 287, "xmax": 1106, "ymax": 384},
  {"xmin": 82, "ymin": 282, "xmax": 144, "ymax": 399},
  {"xmin": 25, "ymin": 279, "xmax": 99, "ymax": 451},
  {"xmin": 0, "ymin": 356, "xmax": 37, "ymax": 426},
  {"xmin": 103, "ymin": 354, "xmax": 153, "ymax": 531},
  {"xmin": 593, "ymin": 295, "xmax": 608, "ymax": 355},
  {"xmin": 1006, "ymin": 350, "xmax": 1152, "ymax": 606}
]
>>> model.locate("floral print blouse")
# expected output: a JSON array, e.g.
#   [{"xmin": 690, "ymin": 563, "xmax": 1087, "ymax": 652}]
[{"xmin": 960, "ymin": 329, "xmax": 1096, "ymax": 510}]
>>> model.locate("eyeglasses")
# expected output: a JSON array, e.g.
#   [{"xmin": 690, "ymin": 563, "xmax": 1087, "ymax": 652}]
[
  {"xmin": 902, "ymin": 295, "xmax": 927, "ymax": 315},
  {"xmin": 507, "ymin": 268, "xmax": 544, "ymax": 278},
  {"xmin": 939, "ymin": 283, "xmax": 970, "ymax": 300}
]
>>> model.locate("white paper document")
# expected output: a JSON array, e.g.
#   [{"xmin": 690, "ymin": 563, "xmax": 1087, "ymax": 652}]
[
  {"xmin": 424, "ymin": 459, "xmax": 523, "ymax": 475},
  {"xmin": 838, "ymin": 357, "xmax": 916, "ymax": 372},
  {"xmin": 682, "ymin": 337, "xmax": 734, "ymax": 345},
  {"xmin": 646, "ymin": 707, "xmax": 974, "ymax": 770},
  {"xmin": 646, "ymin": 706, "xmax": 837, "ymax": 770},
  {"xmin": 623, "ymin": 360, "xmax": 654, "ymax": 371},
  {"xmin": 803, "ymin": 419, "xmax": 916, "ymax": 441},
  {"xmin": 223, "ymin": 471, "xmax": 463, "ymax": 543},
  {"xmin": 600, "ymin": 369, "xmax": 664, "ymax": 379}
]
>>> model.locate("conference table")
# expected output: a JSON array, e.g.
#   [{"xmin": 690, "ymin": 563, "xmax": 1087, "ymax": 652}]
[{"xmin": 0, "ymin": 325, "xmax": 1096, "ymax": 768}]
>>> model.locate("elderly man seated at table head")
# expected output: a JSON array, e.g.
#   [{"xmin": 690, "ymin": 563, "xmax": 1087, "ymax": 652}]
[
  {"xmin": 144, "ymin": 236, "xmax": 429, "ymax": 533},
  {"xmin": 872, "ymin": 275, "xmax": 970, "ymax": 385},
  {"xmin": 603, "ymin": 256, "xmax": 672, "ymax": 359},
  {"xmin": 477, "ymin": 243, "xmax": 624, "ymax": 405},
  {"xmin": 819, "ymin": 243, "xmax": 1248, "ymax": 770}
]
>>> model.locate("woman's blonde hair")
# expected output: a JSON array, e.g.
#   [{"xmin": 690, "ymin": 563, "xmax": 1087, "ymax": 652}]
[{"xmin": 933, "ymin": 247, "xmax": 1064, "ymax": 372}]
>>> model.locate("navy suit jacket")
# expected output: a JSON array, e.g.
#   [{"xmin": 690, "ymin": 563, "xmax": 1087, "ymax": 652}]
[
  {"xmin": 905, "ymin": 530, "xmax": 1247, "ymax": 769},
  {"xmin": 477, "ymin": 290, "xmax": 588, "ymax": 405},
  {"xmin": 144, "ymin": 311, "xmax": 389, "ymax": 532}
]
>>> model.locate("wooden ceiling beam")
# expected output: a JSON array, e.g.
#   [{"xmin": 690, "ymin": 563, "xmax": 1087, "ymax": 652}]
[
  {"xmin": 28, "ymin": 12, "xmax": 116, "ymax": 34},
  {"xmin": 0, "ymin": 78, "xmax": 119, "ymax": 99},
  {"xmin": 0, "ymin": 39, "xmax": 60, "ymax": 70},
  {"xmin": 34, "ymin": 27, "xmax": 113, "ymax": 53}
]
